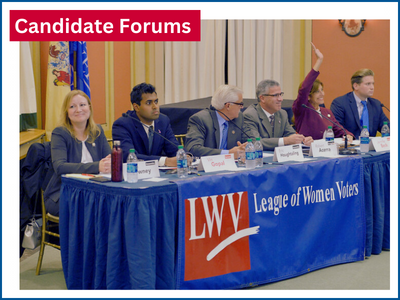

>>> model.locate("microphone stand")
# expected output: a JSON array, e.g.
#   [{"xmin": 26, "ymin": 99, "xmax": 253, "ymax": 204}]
[
  {"xmin": 301, "ymin": 104, "xmax": 359, "ymax": 155},
  {"xmin": 381, "ymin": 103, "xmax": 390, "ymax": 112}
]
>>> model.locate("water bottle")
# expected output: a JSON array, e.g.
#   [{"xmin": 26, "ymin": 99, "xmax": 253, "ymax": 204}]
[
  {"xmin": 381, "ymin": 122, "xmax": 390, "ymax": 137},
  {"xmin": 126, "ymin": 149, "xmax": 138, "ymax": 183},
  {"xmin": 245, "ymin": 139, "xmax": 256, "ymax": 169},
  {"xmin": 254, "ymin": 137, "xmax": 263, "ymax": 167},
  {"xmin": 177, "ymin": 145, "xmax": 188, "ymax": 178},
  {"xmin": 360, "ymin": 125, "xmax": 370, "ymax": 153},
  {"xmin": 325, "ymin": 126, "xmax": 334, "ymax": 144},
  {"xmin": 111, "ymin": 140, "xmax": 123, "ymax": 182}
]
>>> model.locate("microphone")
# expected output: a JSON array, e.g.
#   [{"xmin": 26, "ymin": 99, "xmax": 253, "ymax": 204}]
[
  {"xmin": 122, "ymin": 113, "xmax": 179, "ymax": 150},
  {"xmin": 210, "ymin": 106, "xmax": 252, "ymax": 139},
  {"xmin": 301, "ymin": 104, "xmax": 358, "ymax": 155},
  {"xmin": 381, "ymin": 103, "xmax": 390, "ymax": 112}
]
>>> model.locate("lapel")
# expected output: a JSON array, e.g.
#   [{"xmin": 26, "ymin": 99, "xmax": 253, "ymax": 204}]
[
  {"xmin": 273, "ymin": 112, "xmax": 282, "ymax": 137},
  {"xmin": 256, "ymin": 104, "xmax": 273, "ymax": 137},
  {"xmin": 210, "ymin": 110, "xmax": 221, "ymax": 147},
  {"xmin": 151, "ymin": 119, "xmax": 161, "ymax": 154},
  {"xmin": 348, "ymin": 93, "xmax": 361, "ymax": 130},
  {"xmin": 366, "ymin": 99, "xmax": 373, "ymax": 131}
]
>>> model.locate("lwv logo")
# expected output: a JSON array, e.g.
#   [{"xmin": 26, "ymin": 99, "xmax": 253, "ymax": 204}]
[{"xmin": 184, "ymin": 191, "xmax": 259, "ymax": 281}]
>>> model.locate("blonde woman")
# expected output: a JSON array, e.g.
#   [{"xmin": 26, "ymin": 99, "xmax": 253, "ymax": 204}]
[{"xmin": 44, "ymin": 90, "xmax": 111, "ymax": 216}]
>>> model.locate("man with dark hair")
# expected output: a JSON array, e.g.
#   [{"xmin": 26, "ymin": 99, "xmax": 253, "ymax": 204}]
[
  {"xmin": 112, "ymin": 82, "xmax": 179, "ymax": 165},
  {"xmin": 331, "ymin": 69, "xmax": 390, "ymax": 139}
]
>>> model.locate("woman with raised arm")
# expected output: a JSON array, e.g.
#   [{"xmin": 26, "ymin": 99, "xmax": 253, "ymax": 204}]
[{"xmin": 292, "ymin": 43, "xmax": 354, "ymax": 141}]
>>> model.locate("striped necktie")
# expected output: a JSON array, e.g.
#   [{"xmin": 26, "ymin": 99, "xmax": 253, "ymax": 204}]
[{"xmin": 269, "ymin": 115, "xmax": 275, "ymax": 136}]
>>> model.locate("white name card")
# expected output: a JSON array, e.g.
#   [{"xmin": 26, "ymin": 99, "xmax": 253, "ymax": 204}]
[
  {"xmin": 123, "ymin": 160, "xmax": 160, "ymax": 181},
  {"xmin": 273, "ymin": 144, "xmax": 304, "ymax": 162},
  {"xmin": 370, "ymin": 137, "xmax": 390, "ymax": 152},
  {"xmin": 309, "ymin": 140, "xmax": 338, "ymax": 157},
  {"xmin": 201, "ymin": 154, "xmax": 237, "ymax": 173}
]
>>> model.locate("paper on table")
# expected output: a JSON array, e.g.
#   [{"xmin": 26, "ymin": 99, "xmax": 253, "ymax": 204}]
[
  {"xmin": 263, "ymin": 152, "xmax": 274, "ymax": 157},
  {"xmin": 99, "ymin": 173, "xmax": 111, "ymax": 178},
  {"xmin": 143, "ymin": 177, "xmax": 168, "ymax": 182},
  {"xmin": 159, "ymin": 167, "xmax": 177, "ymax": 170},
  {"xmin": 65, "ymin": 174, "xmax": 95, "ymax": 179}
]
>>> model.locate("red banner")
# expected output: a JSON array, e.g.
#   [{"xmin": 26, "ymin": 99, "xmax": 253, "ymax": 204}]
[{"xmin": 10, "ymin": 10, "xmax": 201, "ymax": 41}]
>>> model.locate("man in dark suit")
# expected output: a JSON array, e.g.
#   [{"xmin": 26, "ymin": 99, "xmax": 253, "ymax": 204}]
[
  {"xmin": 185, "ymin": 85, "xmax": 248, "ymax": 158},
  {"xmin": 112, "ymin": 83, "xmax": 179, "ymax": 165},
  {"xmin": 331, "ymin": 69, "xmax": 390, "ymax": 139},
  {"xmin": 243, "ymin": 79, "xmax": 313, "ymax": 150}
]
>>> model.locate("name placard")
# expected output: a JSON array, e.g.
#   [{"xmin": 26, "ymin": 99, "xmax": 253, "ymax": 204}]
[
  {"xmin": 370, "ymin": 137, "xmax": 390, "ymax": 152},
  {"xmin": 273, "ymin": 144, "xmax": 304, "ymax": 162},
  {"xmin": 201, "ymin": 154, "xmax": 237, "ymax": 173},
  {"xmin": 123, "ymin": 160, "xmax": 160, "ymax": 181},
  {"xmin": 309, "ymin": 140, "xmax": 338, "ymax": 157}
]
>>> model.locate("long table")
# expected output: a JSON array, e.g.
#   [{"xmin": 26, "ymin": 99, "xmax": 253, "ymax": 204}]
[
  {"xmin": 59, "ymin": 151, "xmax": 389, "ymax": 289},
  {"xmin": 160, "ymin": 97, "xmax": 294, "ymax": 135}
]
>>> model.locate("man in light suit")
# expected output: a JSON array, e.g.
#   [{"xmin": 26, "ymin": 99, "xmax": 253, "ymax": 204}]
[
  {"xmin": 330, "ymin": 69, "xmax": 390, "ymax": 139},
  {"xmin": 112, "ymin": 82, "xmax": 180, "ymax": 165},
  {"xmin": 243, "ymin": 79, "xmax": 313, "ymax": 151},
  {"xmin": 185, "ymin": 85, "xmax": 248, "ymax": 158}
]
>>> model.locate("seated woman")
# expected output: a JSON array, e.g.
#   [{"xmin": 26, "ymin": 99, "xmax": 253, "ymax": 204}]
[
  {"xmin": 292, "ymin": 43, "xmax": 354, "ymax": 141},
  {"xmin": 44, "ymin": 90, "xmax": 111, "ymax": 216}
]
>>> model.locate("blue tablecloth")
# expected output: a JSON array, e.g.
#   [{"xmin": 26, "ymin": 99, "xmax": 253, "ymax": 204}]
[
  {"xmin": 362, "ymin": 152, "xmax": 390, "ymax": 256},
  {"xmin": 59, "ymin": 152, "xmax": 390, "ymax": 289},
  {"xmin": 59, "ymin": 178, "xmax": 178, "ymax": 289}
]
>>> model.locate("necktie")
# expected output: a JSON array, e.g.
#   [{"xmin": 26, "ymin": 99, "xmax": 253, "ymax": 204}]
[
  {"xmin": 220, "ymin": 122, "xmax": 228, "ymax": 150},
  {"xmin": 148, "ymin": 125, "xmax": 154, "ymax": 152},
  {"xmin": 269, "ymin": 115, "xmax": 275, "ymax": 136},
  {"xmin": 360, "ymin": 101, "xmax": 369, "ymax": 131}
]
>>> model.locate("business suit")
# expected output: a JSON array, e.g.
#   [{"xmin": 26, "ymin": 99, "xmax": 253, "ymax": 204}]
[
  {"xmin": 243, "ymin": 103, "xmax": 295, "ymax": 150},
  {"xmin": 44, "ymin": 125, "xmax": 111, "ymax": 215},
  {"xmin": 185, "ymin": 108, "xmax": 247, "ymax": 157},
  {"xmin": 330, "ymin": 92, "xmax": 390, "ymax": 139},
  {"xmin": 293, "ymin": 69, "xmax": 354, "ymax": 140},
  {"xmin": 112, "ymin": 110, "xmax": 180, "ymax": 162}
]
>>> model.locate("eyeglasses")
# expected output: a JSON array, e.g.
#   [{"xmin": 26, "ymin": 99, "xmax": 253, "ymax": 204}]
[
  {"xmin": 262, "ymin": 92, "xmax": 284, "ymax": 98},
  {"xmin": 226, "ymin": 102, "xmax": 244, "ymax": 107}
]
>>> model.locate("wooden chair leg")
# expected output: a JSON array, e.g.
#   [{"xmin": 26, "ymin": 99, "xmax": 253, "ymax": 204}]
[{"xmin": 35, "ymin": 219, "xmax": 46, "ymax": 275}]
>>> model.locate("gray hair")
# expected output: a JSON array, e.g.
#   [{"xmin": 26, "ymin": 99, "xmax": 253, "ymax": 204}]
[
  {"xmin": 256, "ymin": 80, "xmax": 280, "ymax": 101},
  {"xmin": 211, "ymin": 85, "xmax": 243, "ymax": 110}
]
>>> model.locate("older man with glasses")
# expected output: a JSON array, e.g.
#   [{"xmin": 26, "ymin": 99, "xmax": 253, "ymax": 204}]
[
  {"xmin": 243, "ymin": 79, "xmax": 313, "ymax": 151},
  {"xmin": 185, "ymin": 84, "xmax": 248, "ymax": 158}
]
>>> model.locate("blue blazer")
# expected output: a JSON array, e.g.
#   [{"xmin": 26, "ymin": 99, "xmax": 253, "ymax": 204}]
[
  {"xmin": 44, "ymin": 125, "xmax": 111, "ymax": 215},
  {"xmin": 112, "ymin": 110, "xmax": 180, "ymax": 162},
  {"xmin": 330, "ymin": 92, "xmax": 390, "ymax": 139}
]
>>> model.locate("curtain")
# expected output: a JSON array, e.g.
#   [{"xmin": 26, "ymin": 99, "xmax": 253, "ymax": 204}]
[
  {"xmin": 227, "ymin": 20, "xmax": 284, "ymax": 99},
  {"xmin": 164, "ymin": 20, "xmax": 226, "ymax": 104},
  {"xmin": 20, "ymin": 42, "xmax": 37, "ymax": 131}
]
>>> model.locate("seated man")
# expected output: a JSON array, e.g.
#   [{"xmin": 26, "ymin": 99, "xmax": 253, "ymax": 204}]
[
  {"xmin": 244, "ymin": 79, "xmax": 313, "ymax": 150},
  {"xmin": 330, "ymin": 69, "xmax": 390, "ymax": 139},
  {"xmin": 112, "ymin": 82, "xmax": 179, "ymax": 166},
  {"xmin": 185, "ymin": 85, "xmax": 247, "ymax": 158}
]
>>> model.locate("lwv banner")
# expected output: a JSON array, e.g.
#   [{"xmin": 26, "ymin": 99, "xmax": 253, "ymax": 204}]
[{"xmin": 173, "ymin": 156, "xmax": 365, "ymax": 289}]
